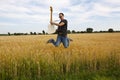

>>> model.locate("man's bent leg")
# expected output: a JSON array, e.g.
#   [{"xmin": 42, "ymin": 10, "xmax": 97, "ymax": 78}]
[
  {"xmin": 62, "ymin": 37, "xmax": 69, "ymax": 48},
  {"xmin": 53, "ymin": 36, "xmax": 61, "ymax": 47},
  {"xmin": 47, "ymin": 36, "xmax": 61, "ymax": 47},
  {"xmin": 51, "ymin": 36, "xmax": 61, "ymax": 47}
]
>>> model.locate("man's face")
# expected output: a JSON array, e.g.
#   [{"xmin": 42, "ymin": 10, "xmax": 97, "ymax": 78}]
[{"xmin": 59, "ymin": 14, "xmax": 63, "ymax": 19}]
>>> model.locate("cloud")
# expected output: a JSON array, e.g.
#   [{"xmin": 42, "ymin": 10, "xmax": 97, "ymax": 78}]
[
  {"xmin": 0, "ymin": 0, "xmax": 120, "ymax": 33},
  {"xmin": 0, "ymin": 0, "xmax": 50, "ymax": 25},
  {"xmin": 50, "ymin": 0, "xmax": 70, "ymax": 8},
  {"xmin": 68, "ymin": 0, "xmax": 120, "ymax": 22},
  {"xmin": 104, "ymin": 0, "xmax": 120, "ymax": 4}
]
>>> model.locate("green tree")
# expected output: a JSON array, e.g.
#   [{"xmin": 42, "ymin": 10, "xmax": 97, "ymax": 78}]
[
  {"xmin": 42, "ymin": 30, "xmax": 45, "ymax": 35},
  {"xmin": 72, "ymin": 30, "xmax": 76, "ymax": 33},
  {"xmin": 108, "ymin": 28, "xmax": 114, "ymax": 32},
  {"xmin": 30, "ymin": 32, "xmax": 33, "ymax": 35},
  {"xmin": 34, "ymin": 32, "xmax": 37, "ymax": 35},
  {"xmin": 86, "ymin": 28, "xmax": 93, "ymax": 33},
  {"xmin": 67, "ymin": 30, "xmax": 71, "ymax": 34},
  {"xmin": 8, "ymin": 32, "xmax": 10, "ymax": 36}
]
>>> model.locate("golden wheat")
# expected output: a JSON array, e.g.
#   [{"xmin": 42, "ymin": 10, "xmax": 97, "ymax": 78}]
[{"xmin": 0, "ymin": 33, "xmax": 120, "ymax": 79}]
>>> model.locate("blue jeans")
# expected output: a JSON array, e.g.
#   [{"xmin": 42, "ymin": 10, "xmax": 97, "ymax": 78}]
[{"xmin": 51, "ymin": 35, "xmax": 69, "ymax": 48}]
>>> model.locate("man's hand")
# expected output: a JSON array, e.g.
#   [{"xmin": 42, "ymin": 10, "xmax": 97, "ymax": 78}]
[{"xmin": 50, "ymin": 21, "xmax": 54, "ymax": 25}]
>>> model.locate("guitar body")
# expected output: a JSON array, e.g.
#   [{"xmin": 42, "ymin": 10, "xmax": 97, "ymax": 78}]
[
  {"xmin": 47, "ymin": 6, "xmax": 56, "ymax": 34},
  {"xmin": 48, "ymin": 24, "xmax": 55, "ymax": 34}
]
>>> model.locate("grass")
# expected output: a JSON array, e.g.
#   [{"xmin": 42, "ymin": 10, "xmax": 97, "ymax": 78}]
[{"xmin": 0, "ymin": 33, "xmax": 120, "ymax": 80}]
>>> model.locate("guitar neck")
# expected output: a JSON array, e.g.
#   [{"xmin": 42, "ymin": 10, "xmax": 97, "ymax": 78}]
[
  {"xmin": 50, "ymin": 6, "xmax": 53, "ymax": 22},
  {"xmin": 50, "ymin": 11, "xmax": 52, "ymax": 22}
]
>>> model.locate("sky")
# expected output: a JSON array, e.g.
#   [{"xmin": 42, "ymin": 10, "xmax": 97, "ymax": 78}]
[{"xmin": 0, "ymin": 0, "xmax": 120, "ymax": 34}]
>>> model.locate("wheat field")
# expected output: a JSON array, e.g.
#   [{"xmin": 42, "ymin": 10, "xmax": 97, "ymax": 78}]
[{"xmin": 0, "ymin": 33, "xmax": 120, "ymax": 80}]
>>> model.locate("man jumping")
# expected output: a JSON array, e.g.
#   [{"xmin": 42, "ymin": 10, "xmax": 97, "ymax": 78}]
[{"xmin": 47, "ymin": 13, "xmax": 72, "ymax": 48}]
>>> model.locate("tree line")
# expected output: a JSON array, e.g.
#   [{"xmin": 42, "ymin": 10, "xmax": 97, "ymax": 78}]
[
  {"xmin": 5, "ymin": 28, "xmax": 120, "ymax": 36},
  {"xmin": 70, "ymin": 28, "xmax": 120, "ymax": 33}
]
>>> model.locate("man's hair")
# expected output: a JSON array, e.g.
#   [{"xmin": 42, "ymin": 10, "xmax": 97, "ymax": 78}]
[{"xmin": 59, "ymin": 13, "xmax": 64, "ymax": 16}]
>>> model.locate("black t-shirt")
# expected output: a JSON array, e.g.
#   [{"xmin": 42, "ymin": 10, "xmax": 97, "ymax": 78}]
[{"xmin": 57, "ymin": 19, "xmax": 67, "ymax": 36}]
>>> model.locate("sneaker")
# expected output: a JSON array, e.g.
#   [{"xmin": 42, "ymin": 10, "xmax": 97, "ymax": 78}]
[{"xmin": 46, "ymin": 39, "xmax": 54, "ymax": 43}]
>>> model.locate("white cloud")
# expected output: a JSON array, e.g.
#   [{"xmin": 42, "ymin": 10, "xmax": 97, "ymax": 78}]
[
  {"xmin": 68, "ymin": 0, "xmax": 120, "ymax": 23},
  {"xmin": 50, "ymin": 0, "xmax": 70, "ymax": 8},
  {"xmin": 69, "ymin": 5, "xmax": 86, "ymax": 13},
  {"xmin": 0, "ymin": 4, "xmax": 30, "ymax": 14},
  {"xmin": 92, "ymin": 3, "xmax": 112, "ymax": 17},
  {"xmin": 0, "ymin": 0, "xmax": 120, "ymax": 33},
  {"xmin": 0, "ymin": 0, "xmax": 50, "ymax": 24},
  {"xmin": 104, "ymin": 0, "xmax": 120, "ymax": 4},
  {"xmin": 0, "ymin": 22, "xmax": 17, "ymax": 26}
]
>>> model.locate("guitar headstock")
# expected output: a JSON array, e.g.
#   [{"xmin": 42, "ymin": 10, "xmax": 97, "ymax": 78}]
[{"xmin": 50, "ymin": 6, "xmax": 53, "ymax": 12}]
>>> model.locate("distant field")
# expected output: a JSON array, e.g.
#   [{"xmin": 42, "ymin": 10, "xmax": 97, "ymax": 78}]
[{"xmin": 0, "ymin": 33, "xmax": 120, "ymax": 80}]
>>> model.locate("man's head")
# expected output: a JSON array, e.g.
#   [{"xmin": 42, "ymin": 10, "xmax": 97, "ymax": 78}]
[{"xmin": 59, "ymin": 13, "xmax": 64, "ymax": 20}]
